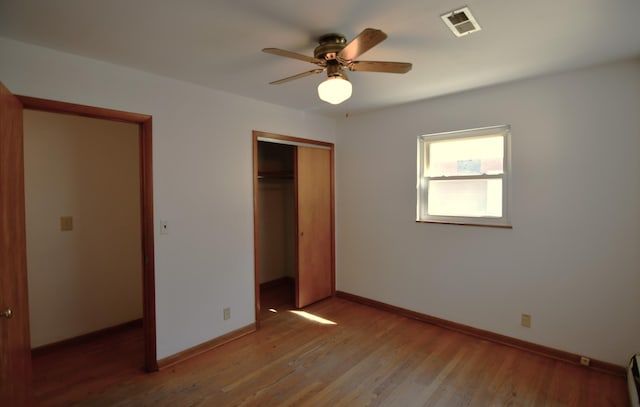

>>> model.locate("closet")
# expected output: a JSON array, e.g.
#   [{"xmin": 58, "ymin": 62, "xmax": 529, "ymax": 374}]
[
  {"xmin": 253, "ymin": 131, "xmax": 334, "ymax": 318},
  {"xmin": 257, "ymin": 142, "xmax": 296, "ymax": 288}
]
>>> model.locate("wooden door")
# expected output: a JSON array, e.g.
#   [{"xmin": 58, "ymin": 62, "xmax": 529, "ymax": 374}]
[
  {"xmin": 0, "ymin": 82, "xmax": 33, "ymax": 405},
  {"xmin": 296, "ymin": 146, "xmax": 333, "ymax": 308}
]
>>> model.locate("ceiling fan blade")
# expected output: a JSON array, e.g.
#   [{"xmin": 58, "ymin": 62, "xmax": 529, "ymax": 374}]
[
  {"xmin": 269, "ymin": 68, "xmax": 325, "ymax": 85},
  {"xmin": 348, "ymin": 61, "xmax": 412, "ymax": 74},
  {"xmin": 262, "ymin": 48, "xmax": 325, "ymax": 66},
  {"xmin": 339, "ymin": 28, "xmax": 387, "ymax": 62}
]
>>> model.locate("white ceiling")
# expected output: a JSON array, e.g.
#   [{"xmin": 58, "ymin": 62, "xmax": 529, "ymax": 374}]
[{"xmin": 1, "ymin": 0, "xmax": 639, "ymax": 117}]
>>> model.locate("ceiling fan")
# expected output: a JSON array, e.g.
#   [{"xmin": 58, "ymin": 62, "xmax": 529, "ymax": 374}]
[{"xmin": 263, "ymin": 28, "xmax": 412, "ymax": 105}]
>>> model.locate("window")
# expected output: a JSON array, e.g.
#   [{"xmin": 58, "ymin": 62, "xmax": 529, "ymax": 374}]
[{"xmin": 417, "ymin": 125, "xmax": 511, "ymax": 227}]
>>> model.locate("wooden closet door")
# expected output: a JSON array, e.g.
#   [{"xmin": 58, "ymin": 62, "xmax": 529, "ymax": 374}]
[
  {"xmin": 0, "ymin": 82, "xmax": 33, "ymax": 406},
  {"xmin": 295, "ymin": 146, "xmax": 333, "ymax": 308}
]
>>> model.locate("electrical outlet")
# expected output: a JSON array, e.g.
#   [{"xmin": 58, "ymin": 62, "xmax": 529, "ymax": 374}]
[
  {"xmin": 580, "ymin": 356, "xmax": 590, "ymax": 366},
  {"xmin": 521, "ymin": 313, "xmax": 531, "ymax": 328},
  {"xmin": 223, "ymin": 307, "xmax": 231, "ymax": 321}
]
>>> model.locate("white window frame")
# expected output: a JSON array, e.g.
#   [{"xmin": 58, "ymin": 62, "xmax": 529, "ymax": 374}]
[{"xmin": 417, "ymin": 125, "xmax": 512, "ymax": 228}]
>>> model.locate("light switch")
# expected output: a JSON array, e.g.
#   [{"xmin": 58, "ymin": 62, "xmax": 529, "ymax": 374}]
[
  {"xmin": 60, "ymin": 216, "xmax": 73, "ymax": 231},
  {"xmin": 160, "ymin": 220, "xmax": 169, "ymax": 235}
]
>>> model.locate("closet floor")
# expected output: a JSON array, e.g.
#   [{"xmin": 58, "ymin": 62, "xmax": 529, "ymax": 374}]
[{"xmin": 260, "ymin": 277, "xmax": 296, "ymax": 322}]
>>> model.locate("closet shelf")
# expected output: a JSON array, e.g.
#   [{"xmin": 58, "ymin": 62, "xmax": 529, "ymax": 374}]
[{"xmin": 257, "ymin": 171, "xmax": 294, "ymax": 179}]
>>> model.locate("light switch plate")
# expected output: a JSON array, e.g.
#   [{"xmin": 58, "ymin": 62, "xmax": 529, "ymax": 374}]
[{"xmin": 60, "ymin": 216, "xmax": 73, "ymax": 231}]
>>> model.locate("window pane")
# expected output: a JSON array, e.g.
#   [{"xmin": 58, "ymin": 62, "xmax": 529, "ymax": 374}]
[
  {"xmin": 427, "ymin": 179, "xmax": 502, "ymax": 217},
  {"xmin": 428, "ymin": 136, "xmax": 503, "ymax": 177}
]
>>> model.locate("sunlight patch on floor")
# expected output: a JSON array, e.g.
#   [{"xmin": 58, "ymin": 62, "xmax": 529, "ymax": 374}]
[{"xmin": 289, "ymin": 310, "xmax": 337, "ymax": 325}]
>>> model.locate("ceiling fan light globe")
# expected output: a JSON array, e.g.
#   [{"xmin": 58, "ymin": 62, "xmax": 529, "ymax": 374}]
[{"xmin": 317, "ymin": 77, "xmax": 352, "ymax": 104}]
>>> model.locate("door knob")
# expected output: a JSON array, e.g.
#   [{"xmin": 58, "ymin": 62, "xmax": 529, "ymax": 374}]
[{"xmin": 1, "ymin": 309, "xmax": 12, "ymax": 319}]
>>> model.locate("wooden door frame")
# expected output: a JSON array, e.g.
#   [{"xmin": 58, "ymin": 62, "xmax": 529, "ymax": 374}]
[
  {"xmin": 17, "ymin": 95, "xmax": 158, "ymax": 372},
  {"xmin": 252, "ymin": 130, "xmax": 335, "ymax": 326},
  {"xmin": 1, "ymin": 82, "xmax": 31, "ymax": 405}
]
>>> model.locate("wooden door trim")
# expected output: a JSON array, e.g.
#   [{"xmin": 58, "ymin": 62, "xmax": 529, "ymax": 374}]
[
  {"xmin": 16, "ymin": 96, "xmax": 150, "ymax": 123},
  {"xmin": 252, "ymin": 132, "xmax": 261, "ymax": 327},
  {"xmin": 254, "ymin": 131, "xmax": 334, "ymax": 149},
  {"xmin": 293, "ymin": 146, "xmax": 300, "ymax": 309},
  {"xmin": 1, "ymin": 83, "xmax": 32, "ymax": 406},
  {"xmin": 252, "ymin": 130, "xmax": 335, "ymax": 324},
  {"xmin": 17, "ymin": 95, "xmax": 158, "ymax": 372}
]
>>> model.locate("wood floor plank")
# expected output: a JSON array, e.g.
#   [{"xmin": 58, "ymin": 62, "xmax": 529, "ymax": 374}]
[{"xmin": 32, "ymin": 286, "xmax": 629, "ymax": 406}]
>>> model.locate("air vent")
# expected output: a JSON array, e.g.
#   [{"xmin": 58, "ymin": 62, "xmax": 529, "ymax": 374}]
[{"xmin": 441, "ymin": 6, "xmax": 481, "ymax": 37}]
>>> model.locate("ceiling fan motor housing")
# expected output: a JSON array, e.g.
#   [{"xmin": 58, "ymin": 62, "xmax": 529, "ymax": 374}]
[{"xmin": 314, "ymin": 33, "xmax": 346, "ymax": 62}]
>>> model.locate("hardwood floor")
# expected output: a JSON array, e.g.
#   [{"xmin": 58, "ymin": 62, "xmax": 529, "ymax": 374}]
[
  {"xmin": 32, "ymin": 323, "xmax": 145, "ymax": 407},
  {"xmin": 32, "ymin": 285, "xmax": 629, "ymax": 406}
]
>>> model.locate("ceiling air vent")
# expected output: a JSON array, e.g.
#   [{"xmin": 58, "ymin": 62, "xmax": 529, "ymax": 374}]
[{"xmin": 441, "ymin": 6, "xmax": 481, "ymax": 37}]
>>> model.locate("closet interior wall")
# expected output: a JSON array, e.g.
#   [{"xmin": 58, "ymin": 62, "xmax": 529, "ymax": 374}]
[{"xmin": 257, "ymin": 142, "xmax": 295, "ymax": 284}]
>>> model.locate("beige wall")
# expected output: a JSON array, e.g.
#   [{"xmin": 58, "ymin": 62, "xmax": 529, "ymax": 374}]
[
  {"xmin": 258, "ymin": 179, "xmax": 295, "ymax": 283},
  {"xmin": 24, "ymin": 110, "xmax": 142, "ymax": 348},
  {"xmin": 257, "ymin": 142, "xmax": 296, "ymax": 284}
]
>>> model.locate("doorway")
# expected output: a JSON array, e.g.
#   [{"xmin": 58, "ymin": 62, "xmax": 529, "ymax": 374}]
[
  {"xmin": 24, "ymin": 110, "xmax": 141, "ymax": 347},
  {"xmin": 252, "ymin": 131, "xmax": 335, "ymax": 324},
  {"xmin": 0, "ymin": 89, "xmax": 157, "ymax": 405},
  {"xmin": 256, "ymin": 141, "xmax": 296, "ymax": 317},
  {"xmin": 23, "ymin": 109, "xmax": 146, "ymax": 402},
  {"xmin": 16, "ymin": 96, "xmax": 157, "ymax": 373},
  {"xmin": 0, "ymin": 91, "xmax": 158, "ymax": 405}
]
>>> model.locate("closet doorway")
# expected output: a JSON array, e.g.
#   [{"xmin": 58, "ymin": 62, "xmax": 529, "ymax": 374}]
[{"xmin": 252, "ymin": 131, "xmax": 335, "ymax": 323}]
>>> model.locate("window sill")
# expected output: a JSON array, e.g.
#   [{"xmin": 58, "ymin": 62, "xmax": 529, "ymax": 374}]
[{"xmin": 415, "ymin": 220, "xmax": 513, "ymax": 229}]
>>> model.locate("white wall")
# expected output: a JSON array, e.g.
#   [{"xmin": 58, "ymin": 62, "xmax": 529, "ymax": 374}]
[
  {"xmin": 24, "ymin": 110, "xmax": 142, "ymax": 347},
  {"xmin": 336, "ymin": 59, "xmax": 640, "ymax": 366},
  {"xmin": 0, "ymin": 37, "xmax": 337, "ymax": 359}
]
